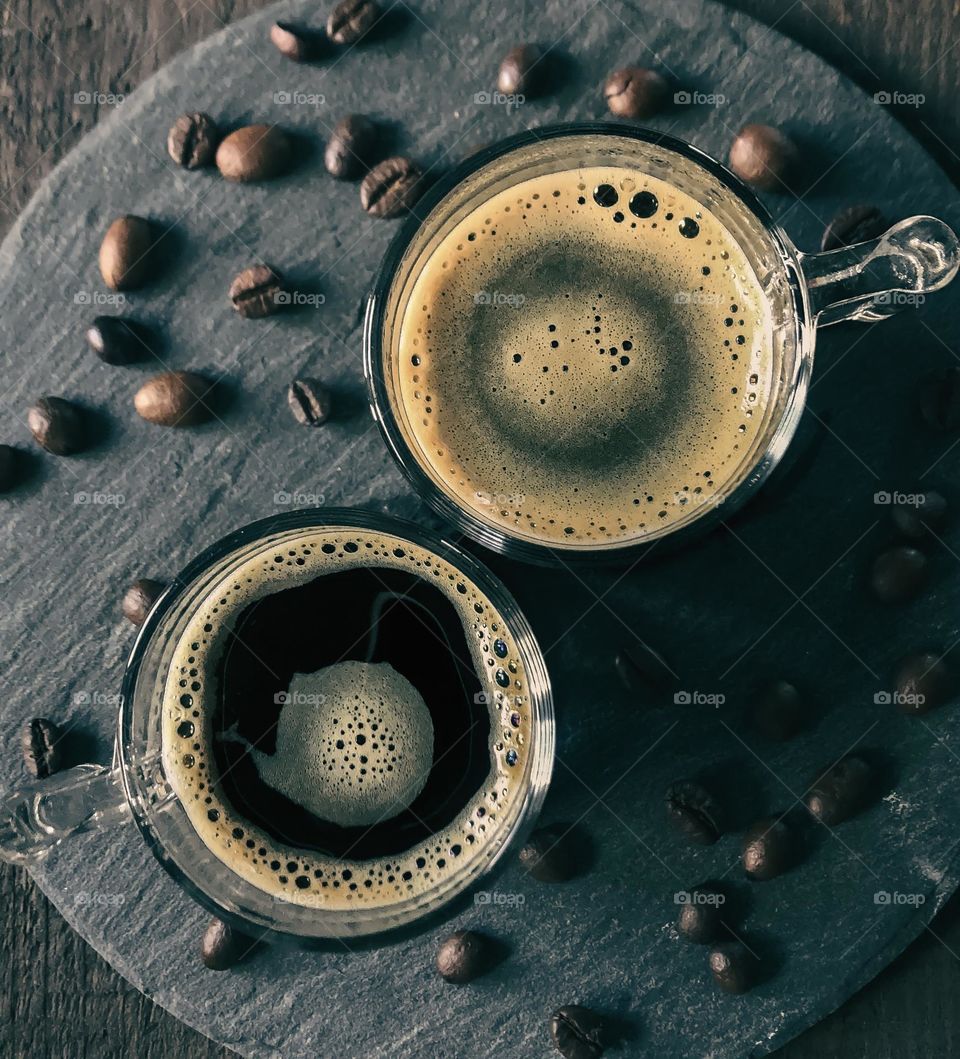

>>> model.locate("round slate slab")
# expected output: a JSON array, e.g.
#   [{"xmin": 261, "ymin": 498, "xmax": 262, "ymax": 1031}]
[{"xmin": 2, "ymin": 0, "xmax": 960, "ymax": 1056}]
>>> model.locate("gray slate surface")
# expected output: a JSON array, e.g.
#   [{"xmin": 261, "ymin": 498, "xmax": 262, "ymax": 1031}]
[{"xmin": 1, "ymin": 0, "xmax": 960, "ymax": 1056}]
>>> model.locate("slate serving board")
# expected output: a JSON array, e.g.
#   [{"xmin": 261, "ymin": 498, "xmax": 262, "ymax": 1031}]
[{"xmin": 1, "ymin": 0, "xmax": 959, "ymax": 1056}]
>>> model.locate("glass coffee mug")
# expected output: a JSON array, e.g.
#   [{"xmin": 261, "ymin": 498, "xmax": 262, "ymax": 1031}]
[
  {"xmin": 364, "ymin": 122, "xmax": 960, "ymax": 564},
  {"xmin": 0, "ymin": 511, "xmax": 555, "ymax": 942}
]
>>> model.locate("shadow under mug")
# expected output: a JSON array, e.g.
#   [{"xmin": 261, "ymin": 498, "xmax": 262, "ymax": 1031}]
[
  {"xmin": 0, "ymin": 511, "xmax": 555, "ymax": 944},
  {"xmin": 364, "ymin": 122, "xmax": 960, "ymax": 565}
]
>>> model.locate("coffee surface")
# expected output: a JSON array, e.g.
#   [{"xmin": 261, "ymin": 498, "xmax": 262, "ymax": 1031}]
[
  {"xmin": 161, "ymin": 527, "xmax": 532, "ymax": 909},
  {"xmin": 395, "ymin": 166, "xmax": 774, "ymax": 547}
]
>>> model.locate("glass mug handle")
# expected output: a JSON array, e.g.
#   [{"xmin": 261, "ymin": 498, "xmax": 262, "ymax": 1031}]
[
  {"xmin": 0, "ymin": 752, "xmax": 167, "ymax": 866},
  {"xmin": 798, "ymin": 215, "xmax": 960, "ymax": 327}
]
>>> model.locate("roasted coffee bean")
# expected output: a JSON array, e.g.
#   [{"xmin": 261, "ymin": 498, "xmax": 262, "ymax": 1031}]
[
  {"xmin": 665, "ymin": 780, "xmax": 724, "ymax": 845},
  {"xmin": 742, "ymin": 816, "xmax": 794, "ymax": 880},
  {"xmin": 751, "ymin": 679, "xmax": 807, "ymax": 741},
  {"xmin": 614, "ymin": 641, "xmax": 676, "ymax": 693},
  {"xmin": 603, "ymin": 67, "xmax": 669, "ymax": 119},
  {"xmin": 436, "ymin": 930, "xmax": 493, "ymax": 983},
  {"xmin": 167, "ymin": 112, "xmax": 219, "ymax": 169},
  {"xmin": 216, "ymin": 124, "xmax": 293, "ymax": 182},
  {"xmin": 27, "ymin": 396, "xmax": 86, "ymax": 455},
  {"xmin": 893, "ymin": 651, "xmax": 955, "ymax": 715},
  {"xmin": 870, "ymin": 545, "xmax": 928, "ymax": 603},
  {"xmin": 85, "ymin": 316, "xmax": 154, "ymax": 365},
  {"xmin": 325, "ymin": 114, "xmax": 378, "ymax": 179},
  {"xmin": 270, "ymin": 21, "xmax": 324, "ymax": 61},
  {"xmin": 891, "ymin": 490, "xmax": 948, "ymax": 539},
  {"xmin": 122, "ymin": 578, "xmax": 167, "ymax": 627},
  {"xmin": 805, "ymin": 755, "xmax": 875, "ymax": 825},
  {"xmin": 200, "ymin": 918, "xmax": 257, "ymax": 970},
  {"xmin": 229, "ymin": 264, "xmax": 285, "ymax": 318},
  {"xmin": 22, "ymin": 718, "xmax": 64, "ymax": 779},
  {"xmin": 728, "ymin": 124, "xmax": 799, "ymax": 191},
  {"xmin": 549, "ymin": 1005, "xmax": 606, "ymax": 1059},
  {"xmin": 134, "ymin": 371, "xmax": 214, "ymax": 427},
  {"xmin": 519, "ymin": 823, "xmax": 579, "ymax": 882},
  {"xmin": 821, "ymin": 204, "xmax": 888, "ymax": 252},
  {"xmin": 920, "ymin": 367, "xmax": 960, "ymax": 431},
  {"xmin": 360, "ymin": 156, "xmax": 423, "ymax": 218},
  {"xmin": 677, "ymin": 884, "xmax": 725, "ymax": 943},
  {"xmin": 99, "ymin": 215, "xmax": 155, "ymax": 291},
  {"xmin": 708, "ymin": 941, "xmax": 757, "ymax": 994},
  {"xmin": 288, "ymin": 378, "xmax": 332, "ymax": 426},
  {"xmin": 497, "ymin": 44, "xmax": 544, "ymax": 96},
  {"xmin": 327, "ymin": 0, "xmax": 380, "ymax": 44},
  {"xmin": 0, "ymin": 444, "xmax": 20, "ymax": 491}
]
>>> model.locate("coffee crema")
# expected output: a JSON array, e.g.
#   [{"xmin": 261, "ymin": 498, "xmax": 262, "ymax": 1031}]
[
  {"xmin": 393, "ymin": 165, "xmax": 775, "ymax": 547},
  {"xmin": 160, "ymin": 527, "xmax": 532, "ymax": 909}
]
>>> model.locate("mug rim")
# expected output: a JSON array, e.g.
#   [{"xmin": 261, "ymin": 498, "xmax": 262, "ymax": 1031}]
[
  {"xmin": 117, "ymin": 508, "xmax": 556, "ymax": 943},
  {"xmin": 363, "ymin": 121, "xmax": 813, "ymax": 565}
]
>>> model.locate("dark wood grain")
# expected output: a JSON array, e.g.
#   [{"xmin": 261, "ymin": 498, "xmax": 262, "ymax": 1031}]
[{"xmin": 0, "ymin": 1, "xmax": 957, "ymax": 1057}]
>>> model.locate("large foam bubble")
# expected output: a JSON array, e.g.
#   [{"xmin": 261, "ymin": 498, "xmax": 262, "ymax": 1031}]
[{"xmin": 244, "ymin": 661, "xmax": 434, "ymax": 827}]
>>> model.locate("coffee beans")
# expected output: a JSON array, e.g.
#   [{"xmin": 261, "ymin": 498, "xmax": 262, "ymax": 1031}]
[
  {"xmin": 751, "ymin": 679, "xmax": 807, "ymax": 741},
  {"xmin": 360, "ymin": 156, "xmax": 423, "ymax": 218},
  {"xmin": 22, "ymin": 718, "xmax": 64, "ymax": 779},
  {"xmin": 325, "ymin": 114, "xmax": 378, "ymax": 180},
  {"xmin": 603, "ymin": 67, "xmax": 669, "ymax": 119},
  {"xmin": 167, "ymin": 112, "xmax": 220, "ymax": 169},
  {"xmin": 85, "ymin": 316, "xmax": 154, "ymax": 365},
  {"xmin": 728, "ymin": 124, "xmax": 799, "ymax": 191},
  {"xmin": 99, "ymin": 215, "xmax": 156, "ymax": 291},
  {"xmin": 893, "ymin": 651, "xmax": 955, "ymax": 714},
  {"xmin": 229, "ymin": 264, "xmax": 285, "ymax": 318},
  {"xmin": 436, "ymin": 930, "xmax": 493, "ymax": 983},
  {"xmin": 200, "ymin": 917, "xmax": 257, "ymax": 970},
  {"xmin": 0, "ymin": 444, "xmax": 20, "ymax": 491},
  {"xmin": 216, "ymin": 124, "xmax": 293, "ymax": 182},
  {"xmin": 519, "ymin": 822, "xmax": 580, "ymax": 882},
  {"xmin": 821, "ymin": 204, "xmax": 888, "ymax": 252},
  {"xmin": 549, "ymin": 1005, "xmax": 606, "ymax": 1059},
  {"xmin": 497, "ymin": 44, "xmax": 544, "ymax": 96},
  {"xmin": 27, "ymin": 396, "xmax": 86, "ymax": 455},
  {"xmin": 920, "ymin": 367, "xmax": 960, "ymax": 431},
  {"xmin": 288, "ymin": 378, "xmax": 332, "ymax": 426},
  {"xmin": 708, "ymin": 941, "xmax": 756, "ymax": 994},
  {"xmin": 327, "ymin": 0, "xmax": 380, "ymax": 45},
  {"xmin": 122, "ymin": 578, "xmax": 167, "ymax": 627},
  {"xmin": 677, "ymin": 884, "xmax": 725, "ymax": 943},
  {"xmin": 665, "ymin": 780, "xmax": 724, "ymax": 845},
  {"xmin": 805, "ymin": 755, "xmax": 875, "ymax": 825},
  {"xmin": 742, "ymin": 816, "xmax": 795, "ymax": 880},
  {"xmin": 134, "ymin": 371, "xmax": 214, "ymax": 427},
  {"xmin": 270, "ymin": 22, "xmax": 323, "ymax": 62},
  {"xmin": 891, "ymin": 490, "xmax": 948, "ymax": 539},
  {"xmin": 870, "ymin": 545, "xmax": 928, "ymax": 602}
]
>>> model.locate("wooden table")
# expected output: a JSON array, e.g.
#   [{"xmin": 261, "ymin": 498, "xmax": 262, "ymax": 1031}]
[{"xmin": 1, "ymin": 1, "xmax": 958, "ymax": 1056}]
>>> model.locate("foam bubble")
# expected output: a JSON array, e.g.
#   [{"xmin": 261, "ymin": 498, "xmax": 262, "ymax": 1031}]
[{"xmin": 246, "ymin": 661, "xmax": 434, "ymax": 827}]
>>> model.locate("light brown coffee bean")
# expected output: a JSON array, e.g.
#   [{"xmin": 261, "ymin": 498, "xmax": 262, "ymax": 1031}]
[
  {"xmin": 325, "ymin": 114, "xmax": 378, "ymax": 179},
  {"xmin": 167, "ymin": 112, "xmax": 220, "ymax": 169},
  {"xmin": 216, "ymin": 125, "xmax": 293, "ymax": 182},
  {"xmin": 134, "ymin": 371, "xmax": 214, "ymax": 427},
  {"xmin": 728, "ymin": 124, "xmax": 799, "ymax": 191},
  {"xmin": 360, "ymin": 156, "xmax": 422, "ymax": 218},
  {"xmin": 229, "ymin": 264, "xmax": 286, "ymax": 318},
  {"xmin": 200, "ymin": 918, "xmax": 257, "ymax": 970},
  {"xmin": 497, "ymin": 44, "xmax": 544, "ymax": 96},
  {"xmin": 603, "ymin": 67, "xmax": 669, "ymax": 118},
  {"xmin": 122, "ymin": 578, "xmax": 167, "ymax": 627},
  {"xmin": 99, "ymin": 215, "xmax": 155, "ymax": 291},
  {"xmin": 288, "ymin": 378, "xmax": 332, "ymax": 426}
]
